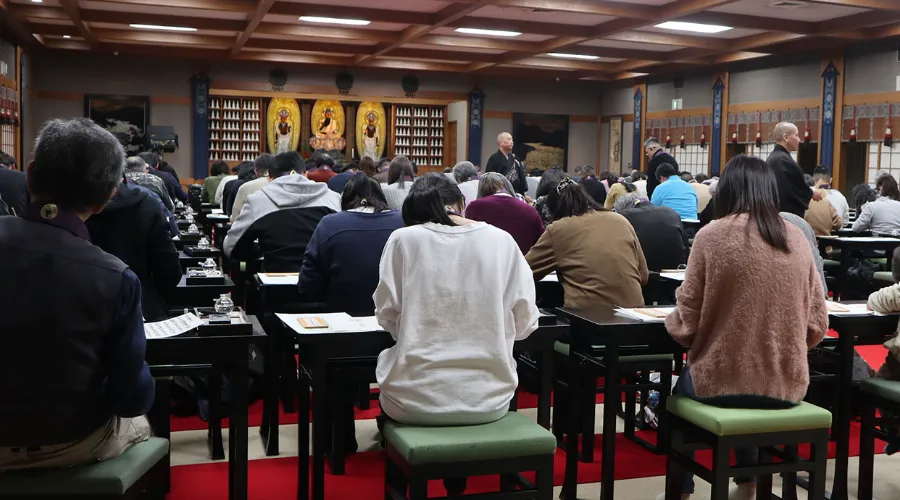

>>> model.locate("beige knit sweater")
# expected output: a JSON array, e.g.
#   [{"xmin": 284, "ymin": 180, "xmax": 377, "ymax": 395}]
[
  {"xmin": 666, "ymin": 214, "xmax": 829, "ymax": 402},
  {"xmin": 867, "ymin": 283, "xmax": 900, "ymax": 379}
]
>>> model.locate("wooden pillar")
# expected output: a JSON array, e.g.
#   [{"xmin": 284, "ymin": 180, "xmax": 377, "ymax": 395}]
[
  {"xmin": 14, "ymin": 46, "xmax": 21, "ymax": 164},
  {"xmin": 596, "ymin": 115, "xmax": 603, "ymax": 169},
  {"xmin": 634, "ymin": 81, "xmax": 647, "ymax": 172},
  {"xmin": 345, "ymin": 102, "xmax": 356, "ymax": 160},
  {"xmin": 718, "ymin": 72, "xmax": 731, "ymax": 172}
]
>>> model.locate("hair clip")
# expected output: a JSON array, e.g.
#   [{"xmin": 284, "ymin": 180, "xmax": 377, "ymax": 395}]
[{"xmin": 555, "ymin": 177, "xmax": 576, "ymax": 194}]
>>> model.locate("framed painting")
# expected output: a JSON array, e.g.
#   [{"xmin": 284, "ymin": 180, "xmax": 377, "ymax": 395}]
[
  {"xmin": 608, "ymin": 116, "xmax": 623, "ymax": 173},
  {"xmin": 84, "ymin": 94, "xmax": 149, "ymax": 155},
  {"xmin": 512, "ymin": 112, "xmax": 569, "ymax": 173}
]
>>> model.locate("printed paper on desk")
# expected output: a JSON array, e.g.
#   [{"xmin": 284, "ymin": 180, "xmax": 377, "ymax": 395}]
[
  {"xmin": 210, "ymin": 208, "xmax": 224, "ymax": 214},
  {"xmin": 257, "ymin": 273, "xmax": 299, "ymax": 285},
  {"xmin": 615, "ymin": 307, "xmax": 675, "ymax": 322},
  {"xmin": 660, "ymin": 272, "xmax": 686, "ymax": 282},
  {"xmin": 276, "ymin": 313, "xmax": 385, "ymax": 334},
  {"xmin": 144, "ymin": 313, "xmax": 203, "ymax": 339},
  {"xmin": 826, "ymin": 301, "xmax": 881, "ymax": 316},
  {"xmin": 541, "ymin": 272, "xmax": 558, "ymax": 282}
]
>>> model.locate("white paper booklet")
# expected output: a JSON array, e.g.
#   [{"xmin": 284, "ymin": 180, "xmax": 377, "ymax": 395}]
[
  {"xmin": 826, "ymin": 301, "xmax": 883, "ymax": 316},
  {"xmin": 144, "ymin": 313, "xmax": 203, "ymax": 339},
  {"xmin": 276, "ymin": 313, "xmax": 385, "ymax": 334},
  {"xmin": 257, "ymin": 273, "xmax": 300, "ymax": 285},
  {"xmin": 614, "ymin": 307, "xmax": 676, "ymax": 322}
]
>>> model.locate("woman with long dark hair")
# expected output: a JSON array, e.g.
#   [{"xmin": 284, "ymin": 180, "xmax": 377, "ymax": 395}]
[
  {"xmin": 532, "ymin": 167, "xmax": 568, "ymax": 226},
  {"xmin": 526, "ymin": 177, "xmax": 648, "ymax": 308},
  {"xmin": 375, "ymin": 173, "xmax": 539, "ymax": 495},
  {"xmin": 661, "ymin": 155, "xmax": 827, "ymax": 500},
  {"xmin": 381, "ymin": 155, "xmax": 417, "ymax": 210}
]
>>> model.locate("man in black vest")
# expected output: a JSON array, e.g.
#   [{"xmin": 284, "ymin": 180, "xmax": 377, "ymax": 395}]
[
  {"xmin": 643, "ymin": 137, "xmax": 678, "ymax": 198},
  {"xmin": 485, "ymin": 131, "xmax": 527, "ymax": 196},
  {"xmin": 0, "ymin": 118, "xmax": 155, "ymax": 470}
]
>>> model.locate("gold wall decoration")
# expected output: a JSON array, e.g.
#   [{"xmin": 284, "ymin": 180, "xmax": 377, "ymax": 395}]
[
  {"xmin": 356, "ymin": 102, "xmax": 386, "ymax": 161},
  {"xmin": 267, "ymin": 97, "xmax": 301, "ymax": 154},
  {"xmin": 309, "ymin": 99, "xmax": 346, "ymax": 151}
]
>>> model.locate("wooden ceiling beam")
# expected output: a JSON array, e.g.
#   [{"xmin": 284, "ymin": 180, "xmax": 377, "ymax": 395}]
[
  {"xmin": 677, "ymin": 11, "xmax": 817, "ymax": 34},
  {"xmin": 84, "ymin": 0, "xmax": 256, "ymax": 12},
  {"xmin": 512, "ymin": 56, "xmax": 614, "ymax": 71},
  {"xmin": 75, "ymin": 9, "xmax": 249, "ymax": 31},
  {"xmin": 254, "ymin": 23, "xmax": 396, "ymax": 42},
  {"xmin": 243, "ymin": 37, "xmax": 376, "ymax": 54},
  {"xmin": 231, "ymin": 0, "xmax": 276, "ymax": 55},
  {"xmin": 416, "ymin": 34, "xmax": 534, "ymax": 51},
  {"xmin": 0, "ymin": 0, "xmax": 40, "ymax": 46},
  {"xmin": 92, "ymin": 28, "xmax": 237, "ymax": 46},
  {"xmin": 803, "ymin": 0, "xmax": 900, "ymax": 10},
  {"xmin": 267, "ymin": 3, "xmax": 433, "ymax": 26},
  {"xmin": 816, "ymin": 10, "xmax": 900, "ymax": 34},
  {"xmin": 602, "ymin": 31, "xmax": 722, "ymax": 48},
  {"xmin": 448, "ymin": 17, "xmax": 592, "ymax": 37},
  {"xmin": 58, "ymin": 0, "xmax": 98, "ymax": 48},
  {"xmin": 455, "ymin": 0, "xmax": 645, "ymax": 18}
]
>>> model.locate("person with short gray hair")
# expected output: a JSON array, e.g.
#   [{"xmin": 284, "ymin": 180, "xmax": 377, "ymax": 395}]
[
  {"xmin": 644, "ymin": 136, "xmax": 678, "ymax": 198},
  {"xmin": 124, "ymin": 155, "xmax": 173, "ymax": 210},
  {"xmin": 454, "ymin": 161, "xmax": 480, "ymax": 204},
  {"xmin": 476, "ymin": 172, "xmax": 516, "ymax": 199},
  {"xmin": 613, "ymin": 192, "xmax": 642, "ymax": 213},
  {"xmin": 0, "ymin": 117, "xmax": 155, "ymax": 471}
]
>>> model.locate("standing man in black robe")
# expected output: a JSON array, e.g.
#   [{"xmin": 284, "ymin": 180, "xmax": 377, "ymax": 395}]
[
  {"xmin": 767, "ymin": 121, "xmax": 820, "ymax": 217},
  {"xmin": 485, "ymin": 132, "xmax": 527, "ymax": 196},
  {"xmin": 643, "ymin": 137, "xmax": 678, "ymax": 198}
]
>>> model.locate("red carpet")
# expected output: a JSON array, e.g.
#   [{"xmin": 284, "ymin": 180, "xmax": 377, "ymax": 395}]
[{"xmin": 168, "ymin": 424, "xmax": 879, "ymax": 500}]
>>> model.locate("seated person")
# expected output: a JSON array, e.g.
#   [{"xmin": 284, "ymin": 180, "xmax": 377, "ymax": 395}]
[
  {"xmin": 214, "ymin": 165, "xmax": 239, "ymax": 206},
  {"xmin": 306, "ymin": 153, "xmax": 337, "ymax": 183},
  {"xmin": 203, "ymin": 160, "xmax": 228, "ymax": 203},
  {"xmin": 662, "ymin": 155, "xmax": 827, "ymax": 500},
  {"xmin": 138, "ymin": 151, "xmax": 186, "ymax": 203},
  {"xmin": 464, "ymin": 172, "xmax": 544, "ymax": 254},
  {"xmin": 698, "ymin": 179, "xmax": 718, "ymax": 228},
  {"xmin": 0, "ymin": 118, "xmax": 154, "ymax": 470},
  {"xmin": 866, "ymin": 247, "xmax": 900, "ymax": 454},
  {"xmin": 381, "ymin": 156, "xmax": 417, "ymax": 210},
  {"xmin": 614, "ymin": 193, "xmax": 689, "ymax": 272},
  {"xmin": 692, "ymin": 173, "xmax": 711, "ymax": 213},
  {"xmin": 526, "ymin": 178, "xmax": 648, "ymax": 309},
  {"xmin": 575, "ymin": 165, "xmax": 608, "ymax": 205},
  {"xmin": 852, "ymin": 182, "xmax": 900, "ymax": 235},
  {"xmin": 603, "ymin": 179, "xmax": 637, "ymax": 210},
  {"xmin": 813, "ymin": 165, "xmax": 849, "ymax": 223},
  {"xmin": 802, "ymin": 174, "xmax": 842, "ymax": 236},
  {"xmin": 0, "ymin": 152, "xmax": 27, "ymax": 216},
  {"xmin": 532, "ymin": 167, "xmax": 567, "ymax": 227},
  {"xmin": 224, "ymin": 151, "xmax": 341, "ymax": 272},
  {"xmin": 124, "ymin": 156, "xmax": 173, "ymax": 211},
  {"xmin": 222, "ymin": 161, "xmax": 255, "ymax": 216},
  {"xmin": 299, "ymin": 173, "xmax": 403, "ymax": 313},
  {"xmin": 375, "ymin": 173, "xmax": 539, "ymax": 495},
  {"xmin": 453, "ymin": 160, "xmax": 480, "ymax": 204},
  {"xmin": 86, "ymin": 176, "xmax": 181, "ymax": 321},
  {"xmin": 878, "ymin": 172, "xmax": 900, "ymax": 201},
  {"xmin": 230, "ymin": 154, "xmax": 275, "ymax": 222},
  {"xmin": 328, "ymin": 159, "xmax": 364, "ymax": 194},
  {"xmin": 650, "ymin": 162, "xmax": 699, "ymax": 220}
]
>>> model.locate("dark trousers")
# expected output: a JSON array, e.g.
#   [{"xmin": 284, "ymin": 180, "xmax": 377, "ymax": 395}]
[
  {"xmin": 676, "ymin": 367, "xmax": 757, "ymax": 494},
  {"xmin": 377, "ymin": 407, "xmax": 468, "ymax": 495}
]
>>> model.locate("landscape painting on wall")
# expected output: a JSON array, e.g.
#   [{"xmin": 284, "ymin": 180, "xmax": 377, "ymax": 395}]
[
  {"xmin": 84, "ymin": 94, "xmax": 149, "ymax": 155},
  {"xmin": 512, "ymin": 112, "xmax": 569, "ymax": 172}
]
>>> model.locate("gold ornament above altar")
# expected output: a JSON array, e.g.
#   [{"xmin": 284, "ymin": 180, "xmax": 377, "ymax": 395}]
[
  {"xmin": 309, "ymin": 99, "xmax": 346, "ymax": 151},
  {"xmin": 356, "ymin": 102, "xmax": 386, "ymax": 161},
  {"xmin": 267, "ymin": 98, "xmax": 301, "ymax": 154}
]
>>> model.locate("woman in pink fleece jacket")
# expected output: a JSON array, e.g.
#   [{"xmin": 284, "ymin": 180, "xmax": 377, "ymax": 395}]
[{"xmin": 662, "ymin": 155, "xmax": 829, "ymax": 500}]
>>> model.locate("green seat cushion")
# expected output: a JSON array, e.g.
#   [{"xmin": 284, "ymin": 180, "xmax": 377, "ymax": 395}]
[
  {"xmin": 0, "ymin": 437, "xmax": 168, "ymax": 495},
  {"xmin": 874, "ymin": 271, "xmax": 895, "ymax": 284},
  {"xmin": 384, "ymin": 412, "xmax": 556, "ymax": 465},
  {"xmin": 823, "ymin": 259, "xmax": 841, "ymax": 269},
  {"xmin": 554, "ymin": 341, "xmax": 672, "ymax": 364},
  {"xmin": 861, "ymin": 378, "xmax": 900, "ymax": 403},
  {"xmin": 666, "ymin": 396, "xmax": 832, "ymax": 436}
]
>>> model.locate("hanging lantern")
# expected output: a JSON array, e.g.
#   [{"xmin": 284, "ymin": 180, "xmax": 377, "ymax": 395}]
[
  {"xmin": 731, "ymin": 128, "xmax": 738, "ymax": 144},
  {"xmin": 665, "ymin": 135, "xmax": 672, "ymax": 149},
  {"xmin": 886, "ymin": 104, "xmax": 893, "ymax": 148},
  {"xmin": 755, "ymin": 112, "xmax": 762, "ymax": 148},
  {"xmin": 700, "ymin": 131, "xmax": 706, "ymax": 148},
  {"xmin": 679, "ymin": 132, "xmax": 686, "ymax": 149},
  {"xmin": 850, "ymin": 106, "xmax": 857, "ymax": 143},
  {"xmin": 804, "ymin": 108, "xmax": 811, "ymax": 144}
]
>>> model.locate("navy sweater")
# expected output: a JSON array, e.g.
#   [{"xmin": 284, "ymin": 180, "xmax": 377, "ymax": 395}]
[{"xmin": 298, "ymin": 210, "xmax": 404, "ymax": 314}]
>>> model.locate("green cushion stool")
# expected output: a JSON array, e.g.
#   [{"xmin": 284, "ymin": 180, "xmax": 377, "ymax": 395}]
[
  {"xmin": 858, "ymin": 378, "xmax": 900, "ymax": 499},
  {"xmin": 383, "ymin": 412, "xmax": 556, "ymax": 499},
  {"xmin": 0, "ymin": 437, "xmax": 169, "ymax": 498},
  {"xmin": 861, "ymin": 377, "xmax": 900, "ymax": 403},
  {"xmin": 663, "ymin": 396, "xmax": 831, "ymax": 500},
  {"xmin": 873, "ymin": 271, "xmax": 895, "ymax": 286}
]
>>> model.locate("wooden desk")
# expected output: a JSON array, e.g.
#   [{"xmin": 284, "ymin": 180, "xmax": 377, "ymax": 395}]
[
  {"xmin": 554, "ymin": 306, "xmax": 684, "ymax": 500},
  {"xmin": 171, "ymin": 274, "xmax": 235, "ymax": 309},
  {"xmin": 147, "ymin": 316, "xmax": 267, "ymax": 500},
  {"xmin": 815, "ymin": 236, "xmax": 900, "ymax": 297},
  {"xmin": 276, "ymin": 316, "xmax": 565, "ymax": 500}
]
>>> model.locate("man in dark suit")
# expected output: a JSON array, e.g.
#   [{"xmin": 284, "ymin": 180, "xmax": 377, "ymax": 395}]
[
  {"xmin": 643, "ymin": 138, "xmax": 678, "ymax": 198},
  {"xmin": 767, "ymin": 121, "xmax": 819, "ymax": 217},
  {"xmin": 0, "ymin": 152, "xmax": 27, "ymax": 216},
  {"xmin": 485, "ymin": 131, "xmax": 527, "ymax": 196}
]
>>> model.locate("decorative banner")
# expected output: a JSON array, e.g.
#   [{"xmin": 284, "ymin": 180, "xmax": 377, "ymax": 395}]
[
  {"xmin": 820, "ymin": 62, "xmax": 838, "ymax": 168},
  {"xmin": 190, "ymin": 73, "xmax": 210, "ymax": 179},
  {"xmin": 608, "ymin": 116, "xmax": 623, "ymax": 173},
  {"xmin": 710, "ymin": 77, "xmax": 724, "ymax": 176},
  {"xmin": 309, "ymin": 99, "xmax": 346, "ymax": 151},
  {"xmin": 633, "ymin": 88, "xmax": 643, "ymax": 171},
  {"xmin": 267, "ymin": 97, "xmax": 301, "ymax": 155},
  {"xmin": 355, "ymin": 102, "xmax": 386, "ymax": 161},
  {"xmin": 468, "ymin": 87, "xmax": 484, "ymax": 167}
]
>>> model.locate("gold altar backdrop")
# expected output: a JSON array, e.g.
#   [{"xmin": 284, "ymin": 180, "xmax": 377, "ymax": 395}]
[
  {"xmin": 356, "ymin": 102, "xmax": 386, "ymax": 161},
  {"xmin": 267, "ymin": 98, "xmax": 301, "ymax": 154},
  {"xmin": 309, "ymin": 99, "xmax": 346, "ymax": 151}
]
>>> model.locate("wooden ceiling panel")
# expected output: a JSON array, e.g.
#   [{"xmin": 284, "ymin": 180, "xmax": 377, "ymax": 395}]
[
  {"xmin": 467, "ymin": 5, "xmax": 616, "ymax": 26},
  {"xmin": 78, "ymin": 0, "xmax": 251, "ymax": 19},
  {"xmin": 710, "ymin": 0, "xmax": 868, "ymax": 21}
]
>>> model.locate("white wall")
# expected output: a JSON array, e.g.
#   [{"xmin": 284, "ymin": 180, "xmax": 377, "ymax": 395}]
[
  {"xmin": 568, "ymin": 121, "xmax": 598, "ymax": 169},
  {"xmin": 447, "ymin": 100, "xmax": 467, "ymax": 166}
]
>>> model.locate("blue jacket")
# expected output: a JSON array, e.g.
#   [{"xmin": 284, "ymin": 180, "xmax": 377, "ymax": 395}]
[
  {"xmin": 298, "ymin": 210, "xmax": 404, "ymax": 314},
  {"xmin": 650, "ymin": 177, "xmax": 699, "ymax": 220}
]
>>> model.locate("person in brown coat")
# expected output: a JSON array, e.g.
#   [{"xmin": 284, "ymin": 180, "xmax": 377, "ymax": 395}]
[
  {"xmin": 660, "ymin": 155, "xmax": 828, "ymax": 500},
  {"xmin": 803, "ymin": 174, "xmax": 842, "ymax": 236},
  {"xmin": 526, "ymin": 178, "xmax": 648, "ymax": 309}
]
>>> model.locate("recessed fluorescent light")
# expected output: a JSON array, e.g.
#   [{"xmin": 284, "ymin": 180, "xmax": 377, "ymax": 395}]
[
  {"xmin": 129, "ymin": 24, "xmax": 197, "ymax": 32},
  {"xmin": 63, "ymin": 35, "xmax": 71, "ymax": 39},
  {"xmin": 298, "ymin": 16, "xmax": 370, "ymax": 26},
  {"xmin": 547, "ymin": 53, "xmax": 599, "ymax": 60},
  {"xmin": 31, "ymin": 0, "xmax": 42, "ymax": 3},
  {"xmin": 655, "ymin": 21, "xmax": 732, "ymax": 34},
  {"xmin": 455, "ymin": 27, "xmax": 521, "ymax": 37}
]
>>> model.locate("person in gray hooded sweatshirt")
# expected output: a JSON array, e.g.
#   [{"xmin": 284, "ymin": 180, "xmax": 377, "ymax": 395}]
[{"xmin": 224, "ymin": 151, "xmax": 342, "ymax": 273}]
